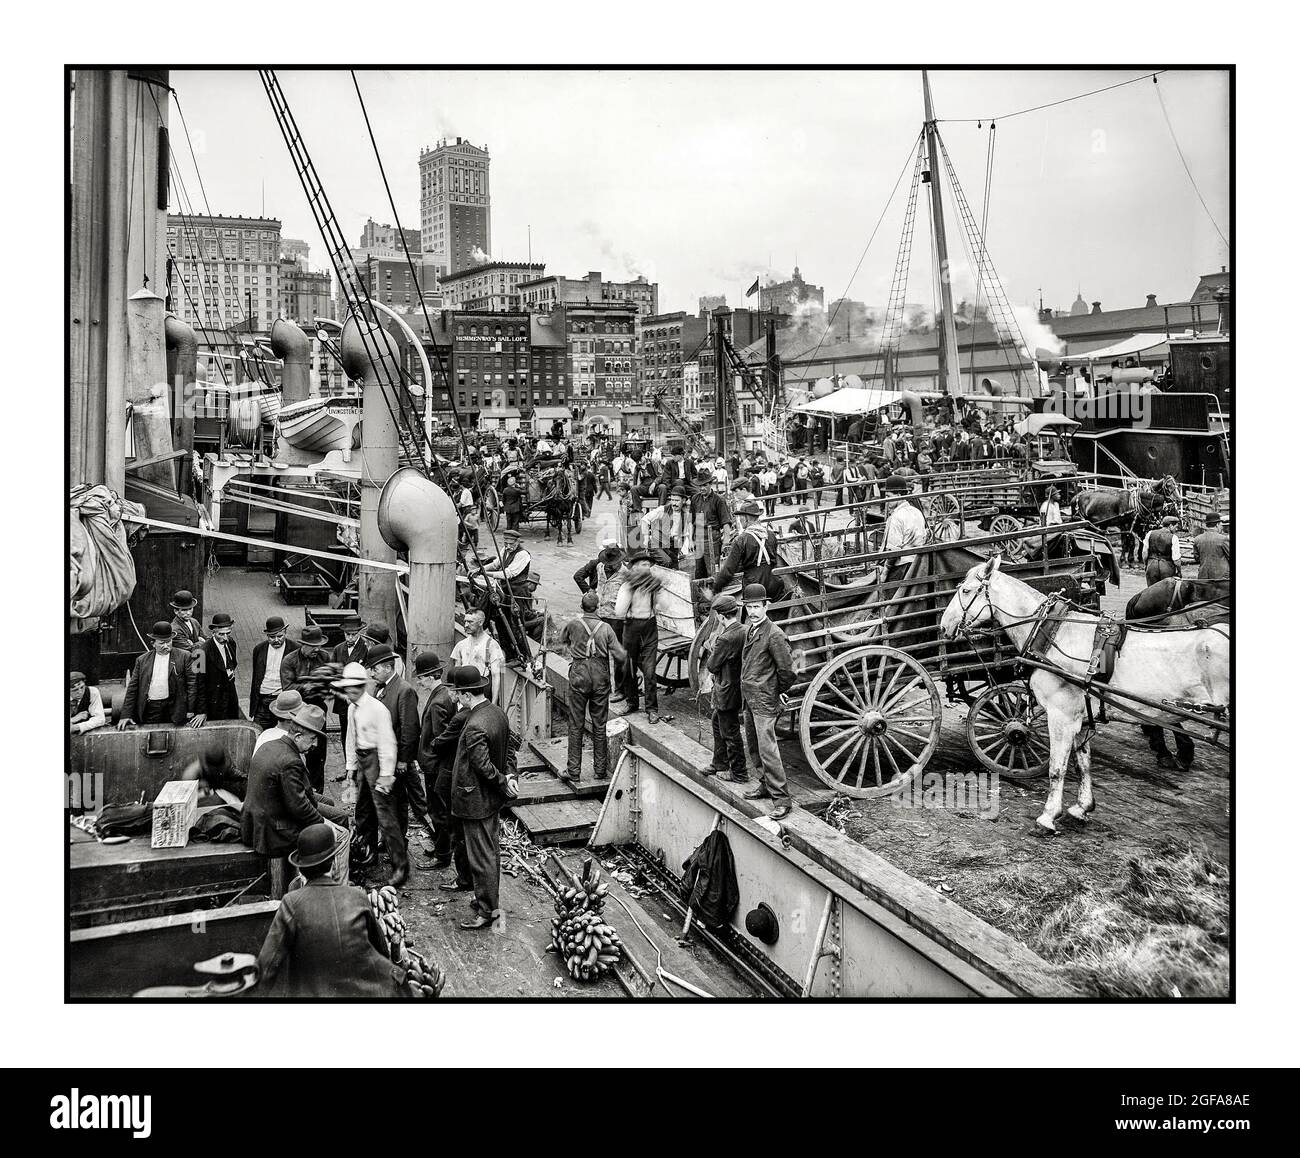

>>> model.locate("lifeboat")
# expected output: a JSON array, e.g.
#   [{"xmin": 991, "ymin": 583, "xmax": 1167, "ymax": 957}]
[{"xmin": 277, "ymin": 397, "xmax": 360, "ymax": 454}]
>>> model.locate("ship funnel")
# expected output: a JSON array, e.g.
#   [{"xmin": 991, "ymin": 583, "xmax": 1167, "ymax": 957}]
[
  {"xmin": 340, "ymin": 311, "xmax": 401, "ymax": 385},
  {"xmin": 270, "ymin": 318, "xmax": 311, "ymax": 403},
  {"xmin": 379, "ymin": 467, "xmax": 458, "ymax": 666}
]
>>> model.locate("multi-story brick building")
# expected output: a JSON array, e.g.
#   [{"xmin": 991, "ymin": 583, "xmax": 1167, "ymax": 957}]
[
  {"xmin": 360, "ymin": 218, "xmax": 422, "ymax": 254},
  {"xmin": 166, "ymin": 213, "xmax": 282, "ymax": 334},
  {"xmin": 518, "ymin": 271, "xmax": 658, "ymax": 320},
  {"xmin": 418, "ymin": 137, "xmax": 491, "ymax": 275},
  {"xmin": 555, "ymin": 301, "xmax": 639, "ymax": 411},
  {"xmin": 350, "ymin": 251, "xmax": 441, "ymax": 311},
  {"xmin": 638, "ymin": 311, "xmax": 708, "ymax": 406},
  {"xmin": 280, "ymin": 257, "xmax": 335, "ymax": 325},
  {"xmin": 439, "ymin": 261, "xmax": 545, "ymax": 312}
]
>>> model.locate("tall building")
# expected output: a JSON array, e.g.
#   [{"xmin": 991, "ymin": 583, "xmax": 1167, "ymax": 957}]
[
  {"xmin": 639, "ymin": 311, "xmax": 708, "ymax": 405},
  {"xmin": 359, "ymin": 218, "xmax": 421, "ymax": 254},
  {"xmin": 553, "ymin": 301, "xmax": 639, "ymax": 409},
  {"xmin": 346, "ymin": 251, "xmax": 441, "ymax": 311},
  {"xmin": 759, "ymin": 266, "xmax": 824, "ymax": 316},
  {"xmin": 280, "ymin": 255, "xmax": 335, "ymax": 325},
  {"xmin": 166, "ymin": 213, "xmax": 282, "ymax": 333},
  {"xmin": 439, "ymin": 261, "xmax": 545, "ymax": 312},
  {"xmin": 419, "ymin": 137, "xmax": 491, "ymax": 275},
  {"xmin": 519, "ymin": 271, "xmax": 659, "ymax": 320}
]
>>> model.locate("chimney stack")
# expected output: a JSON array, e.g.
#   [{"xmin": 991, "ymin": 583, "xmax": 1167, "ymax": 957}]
[
  {"xmin": 1091, "ymin": 301, "xmax": 1103, "ymax": 315},
  {"xmin": 1145, "ymin": 294, "xmax": 1158, "ymax": 308}
]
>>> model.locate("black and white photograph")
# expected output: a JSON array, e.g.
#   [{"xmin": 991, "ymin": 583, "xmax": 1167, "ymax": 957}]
[{"xmin": 11, "ymin": 7, "xmax": 1290, "ymax": 1124}]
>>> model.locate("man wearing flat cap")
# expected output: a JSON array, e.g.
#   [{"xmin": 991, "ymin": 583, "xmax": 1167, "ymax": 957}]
[
  {"xmin": 704, "ymin": 594, "xmax": 747, "ymax": 783},
  {"xmin": 1143, "ymin": 514, "xmax": 1184, "ymax": 587},
  {"xmin": 69, "ymin": 672, "xmax": 106, "ymax": 735},
  {"xmin": 118, "ymin": 621, "xmax": 193, "ymax": 729},
  {"xmin": 250, "ymin": 616, "xmax": 298, "ymax": 731},
  {"xmin": 190, "ymin": 612, "xmax": 241, "ymax": 726}
]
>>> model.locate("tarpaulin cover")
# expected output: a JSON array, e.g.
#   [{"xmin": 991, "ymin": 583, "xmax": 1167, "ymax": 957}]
[
  {"xmin": 70, "ymin": 484, "xmax": 143, "ymax": 624},
  {"xmin": 794, "ymin": 388, "xmax": 904, "ymax": 417},
  {"xmin": 1060, "ymin": 333, "xmax": 1169, "ymax": 363}
]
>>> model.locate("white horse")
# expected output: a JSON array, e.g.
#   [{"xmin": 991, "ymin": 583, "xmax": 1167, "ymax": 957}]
[{"xmin": 939, "ymin": 556, "xmax": 1229, "ymax": 833}]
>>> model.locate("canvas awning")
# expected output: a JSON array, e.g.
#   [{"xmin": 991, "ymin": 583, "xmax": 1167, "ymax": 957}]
[
  {"xmin": 1014, "ymin": 413, "xmax": 1081, "ymax": 437},
  {"xmin": 794, "ymin": 388, "xmax": 904, "ymax": 417},
  {"xmin": 480, "ymin": 407, "xmax": 522, "ymax": 418},
  {"xmin": 533, "ymin": 407, "xmax": 572, "ymax": 419},
  {"xmin": 1061, "ymin": 334, "xmax": 1169, "ymax": 363}
]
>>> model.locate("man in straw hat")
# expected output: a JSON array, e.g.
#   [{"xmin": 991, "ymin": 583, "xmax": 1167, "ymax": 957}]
[
  {"xmin": 118, "ymin": 620, "xmax": 192, "ymax": 729},
  {"xmin": 254, "ymin": 824, "xmax": 418, "ymax": 999},
  {"xmin": 241, "ymin": 704, "xmax": 347, "ymax": 889},
  {"xmin": 333, "ymin": 662, "xmax": 406, "ymax": 887}
]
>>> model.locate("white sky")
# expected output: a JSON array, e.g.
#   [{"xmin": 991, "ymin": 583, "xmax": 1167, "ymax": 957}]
[{"xmin": 173, "ymin": 67, "xmax": 1229, "ymax": 318}]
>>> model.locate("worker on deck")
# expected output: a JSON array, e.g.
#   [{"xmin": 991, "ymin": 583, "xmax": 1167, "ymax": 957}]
[
  {"xmin": 255, "ymin": 824, "xmax": 415, "ymax": 999},
  {"xmin": 332, "ymin": 613, "xmax": 368, "ymax": 747},
  {"xmin": 168, "ymin": 589, "xmax": 206, "ymax": 655},
  {"xmin": 250, "ymin": 616, "xmax": 298, "ymax": 731},
  {"xmin": 281, "ymin": 624, "xmax": 332, "ymax": 791},
  {"xmin": 69, "ymin": 671, "xmax": 106, "ymax": 734},
  {"xmin": 334, "ymin": 661, "xmax": 406, "ymax": 887},
  {"xmin": 691, "ymin": 467, "xmax": 735, "ymax": 586},
  {"xmin": 1143, "ymin": 515, "xmax": 1183, "ymax": 586},
  {"xmin": 117, "ymin": 621, "xmax": 192, "ymax": 729},
  {"xmin": 613, "ymin": 551, "xmax": 663, "ymax": 723},
  {"xmin": 559, "ymin": 592, "xmax": 628, "ymax": 783},
  {"xmin": 189, "ymin": 611, "xmax": 240, "ymax": 726},
  {"xmin": 450, "ymin": 608, "xmax": 507, "ymax": 705},
  {"xmin": 502, "ymin": 472, "xmax": 525, "ymax": 532},
  {"xmin": 704, "ymin": 594, "xmax": 747, "ymax": 784},
  {"xmin": 739, "ymin": 584, "xmax": 796, "ymax": 820},
  {"xmin": 480, "ymin": 527, "xmax": 535, "ymax": 649},
  {"xmin": 445, "ymin": 665, "xmax": 518, "ymax": 930},
  {"xmin": 414, "ymin": 651, "xmax": 458, "ymax": 869},
  {"xmin": 639, "ymin": 486, "xmax": 691, "ymax": 570},
  {"xmin": 573, "ymin": 542, "xmax": 628, "ymax": 640},
  {"xmin": 180, "ymin": 738, "xmax": 246, "ymax": 800},
  {"xmin": 1193, "ymin": 512, "xmax": 1231, "ymax": 580},
  {"xmin": 367, "ymin": 642, "xmax": 435, "ymax": 850},
  {"xmin": 710, "ymin": 501, "xmax": 785, "ymax": 603},
  {"xmin": 241, "ymin": 704, "xmax": 348, "ymax": 888}
]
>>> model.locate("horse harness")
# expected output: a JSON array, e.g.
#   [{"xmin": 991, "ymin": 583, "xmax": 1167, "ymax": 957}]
[{"xmin": 1020, "ymin": 591, "xmax": 1127, "ymax": 688}]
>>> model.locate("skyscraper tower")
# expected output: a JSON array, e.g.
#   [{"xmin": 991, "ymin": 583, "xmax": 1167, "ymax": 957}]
[{"xmin": 419, "ymin": 137, "xmax": 491, "ymax": 276}]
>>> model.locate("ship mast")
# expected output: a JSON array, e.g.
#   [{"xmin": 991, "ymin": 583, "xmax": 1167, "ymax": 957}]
[{"xmin": 923, "ymin": 70, "xmax": 962, "ymax": 397}]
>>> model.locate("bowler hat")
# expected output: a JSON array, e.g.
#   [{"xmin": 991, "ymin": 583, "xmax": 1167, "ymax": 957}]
[
  {"xmin": 450, "ymin": 665, "xmax": 489, "ymax": 693},
  {"xmin": 1205, "ymin": 512, "xmax": 1221, "ymax": 526},
  {"xmin": 742, "ymin": 583, "xmax": 769, "ymax": 603},
  {"xmin": 285, "ymin": 703, "xmax": 327, "ymax": 737},
  {"xmin": 413, "ymin": 651, "xmax": 443, "ymax": 677},
  {"xmin": 883, "ymin": 475, "xmax": 912, "ymax": 494},
  {"xmin": 735, "ymin": 501, "xmax": 763, "ymax": 518},
  {"xmin": 365, "ymin": 643, "xmax": 398, "ymax": 667},
  {"xmin": 264, "ymin": 616, "xmax": 287, "ymax": 633},
  {"xmin": 297, "ymin": 624, "xmax": 327, "ymax": 646},
  {"xmin": 340, "ymin": 613, "xmax": 363, "ymax": 631},
  {"xmin": 330, "ymin": 661, "xmax": 369, "ymax": 689},
  {"xmin": 209, "ymin": 612, "xmax": 234, "ymax": 629},
  {"xmin": 744, "ymin": 902, "xmax": 780, "ymax": 946},
  {"xmin": 288, "ymin": 823, "xmax": 339, "ymax": 870},
  {"xmin": 669, "ymin": 486, "xmax": 686, "ymax": 498},
  {"xmin": 364, "ymin": 624, "xmax": 392, "ymax": 644},
  {"xmin": 170, "ymin": 589, "xmax": 197, "ymax": 610},
  {"xmin": 711, "ymin": 594, "xmax": 739, "ymax": 615},
  {"xmin": 269, "ymin": 690, "xmax": 305, "ymax": 719},
  {"xmin": 149, "ymin": 620, "xmax": 174, "ymax": 641}
]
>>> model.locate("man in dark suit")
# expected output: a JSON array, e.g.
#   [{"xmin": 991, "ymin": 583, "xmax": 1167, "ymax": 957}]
[
  {"xmin": 412, "ymin": 651, "xmax": 459, "ymax": 868},
  {"xmin": 241, "ymin": 705, "xmax": 347, "ymax": 879},
  {"xmin": 281, "ymin": 624, "xmax": 332, "ymax": 792},
  {"xmin": 502, "ymin": 472, "xmax": 524, "ymax": 532},
  {"xmin": 1193, "ymin": 512, "xmax": 1230, "ymax": 581},
  {"xmin": 249, "ymin": 616, "xmax": 298, "ymax": 730},
  {"xmin": 117, "ymin": 621, "xmax": 192, "ymax": 728},
  {"xmin": 445, "ymin": 665, "xmax": 517, "ymax": 929},
  {"xmin": 366, "ymin": 643, "xmax": 432, "ymax": 843},
  {"xmin": 331, "ymin": 613, "xmax": 369, "ymax": 746},
  {"xmin": 704, "ymin": 594, "xmax": 747, "ymax": 783},
  {"xmin": 168, "ymin": 588, "xmax": 206, "ymax": 656},
  {"xmin": 189, "ymin": 611, "xmax": 240, "ymax": 726}
]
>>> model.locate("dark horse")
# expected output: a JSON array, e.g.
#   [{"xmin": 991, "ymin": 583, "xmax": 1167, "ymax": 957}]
[
  {"xmin": 540, "ymin": 468, "xmax": 580, "ymax": 544},
  {"xmin": 1075, "ymin": 475, "xmax": 1180, "ymax": 565},
  {"xmin": 1125, "ymin": 576, "xmax": 1231, "ymax": 623}
]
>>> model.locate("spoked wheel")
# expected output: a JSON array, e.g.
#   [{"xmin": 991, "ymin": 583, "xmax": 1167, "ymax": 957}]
[
  {"xmin": 965, "ymin": 683, "xmax": 1048, "ymax": 780},
  {"xmin": 924, "ymin": 491, "xmax": 961, "ymax": 521},
  {"xmin": 687, "ymin": 611, "xmax": 719, "ymax": 695},
  {"xmin": 654, "ymin": 647, "xmax": 691, "ymax": 691},
  {"xmin": 931, "ymin": 518, "xmax": 961, "ymax": 543},
  {"xmin": 988, "ymin": 514, "xmax": 1026, "ymax": 560},
  {"xmin": 482, "ymin": 487, "xmax": 501, "ymax": 531},
  {"xmin": 798, "ymin": 645, "xmax": 942, "ymax": 799}
]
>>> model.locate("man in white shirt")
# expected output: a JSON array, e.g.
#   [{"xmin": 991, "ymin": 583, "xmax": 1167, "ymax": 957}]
[
  {"xmin": 253, "ymin": 690, "xmax": 305, "ymax": 753},
  {"xmin": 880, "ymin": 474, "xmax": 927, "ymax": 578},
  {"xmin": 69, "ymin": 672, "xmax": 106, "ymax": 734},
  {"xmin": 450, "ymin": 609, "xmax": 506, "ymax": 703},
  {"xmin": 333, "ymin": 661, "xmax": 406, "ymax": 886},
  {"xmin": 251, "ymin": 616, "xmax": 297, "ymax": 730},
  {"xmin": 639, "ymin": 488, "xmax": 691, "ymax": 570}
]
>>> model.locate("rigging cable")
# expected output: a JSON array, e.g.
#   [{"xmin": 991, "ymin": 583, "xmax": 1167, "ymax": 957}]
[
  {"xmin": 968, "ymin": 121, "xmax": 996, "ymax": 385},
  {"xmin": 938, "ymin": 70, "xmax": 1167, "ymax": 124},
  {"xmin": 1153, "ymin": 78, "xmax": 1228, "ymax": 249}
]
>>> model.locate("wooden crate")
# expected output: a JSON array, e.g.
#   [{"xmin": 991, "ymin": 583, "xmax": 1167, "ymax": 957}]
[{"xmin": 151, "ymin": 780, "xmax": 199, "ymax": 849}]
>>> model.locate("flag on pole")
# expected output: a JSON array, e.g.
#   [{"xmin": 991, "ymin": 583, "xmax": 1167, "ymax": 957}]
[{"xmin": 745, "ymin": 276, "xmax": 760, "ymax": 298}]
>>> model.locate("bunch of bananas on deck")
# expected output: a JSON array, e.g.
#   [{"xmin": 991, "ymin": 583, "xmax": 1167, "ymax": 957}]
[
  {"xmin": 546, "ymin": 858, "xmax": 624, "ymax": 982},
  {"xmin": 368, "ymin": 884, "xmax": 445, "ymax": 999}
]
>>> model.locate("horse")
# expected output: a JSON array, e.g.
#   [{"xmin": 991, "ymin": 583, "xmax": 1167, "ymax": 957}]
[
  {"xmin": 1125, "ymin": 577, "xmax": 1231, "ymax": 623},
  {"xmin": 939, "ymin": 555, "xmax": 1229, "ymax": 833},
  {"xmin": 539, "ymin": 468, "xmax": 579, "ymax": 544},
  {"xmin": 1076, "ymin": 474, "xmax": 1181, "ymax": 563}
]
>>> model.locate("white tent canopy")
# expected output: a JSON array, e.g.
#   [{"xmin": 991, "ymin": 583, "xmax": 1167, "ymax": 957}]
[
  {"xmin": 794, "ymin": 388, "xmax": 904, "ymax": 417},
  {"xmin": 1060, "ymin": 333, "xmax": 1169, "ymax": 364}
]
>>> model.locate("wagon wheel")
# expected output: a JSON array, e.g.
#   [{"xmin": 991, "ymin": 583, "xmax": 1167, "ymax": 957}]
[
  {"xmin": 931, "ymin": 518, "xmax": 961, "ymax": 543},
  {"xmin": 481, "ymin": 486, "xmax": 500, "ymax": 531},
  {"xmin": 687, "ymin": 611, "xmax": 719, "ymax": 695},
  {"xmin": 654, "ymin": 648, "xmax": 691, "ymax": 692},
  {"xmin": 965, "ymin": 683, "xmax": 1048, "ymax": 780},
  {"xmin": 988, "ymin": 514, "xmax": 1026, "ymax": 560},
  {"xmin": 798, "ymin": 645, "xmax": 942, "ymax": 799},
  {"xmin": 924, "ymin": 491, "xmax": 961, "ymax": 521}
]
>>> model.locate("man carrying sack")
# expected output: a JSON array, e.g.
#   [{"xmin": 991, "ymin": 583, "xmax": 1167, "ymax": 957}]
[{"xmin": 559, "ymin": 592, "xmax": 627, "ymax": 783}]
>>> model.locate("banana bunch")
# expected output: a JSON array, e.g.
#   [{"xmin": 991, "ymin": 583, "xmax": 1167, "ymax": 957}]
[
  {"xmin": 367, "ymin": 884, "xmax": 407, "ymax": 966},
  {"xmin": 545, "ymin": 858, "xmax": 623, "ymax": 982},
  {"xmin": 402, "ymin": 949, "xmax": 445, "ymax": 1000}
]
